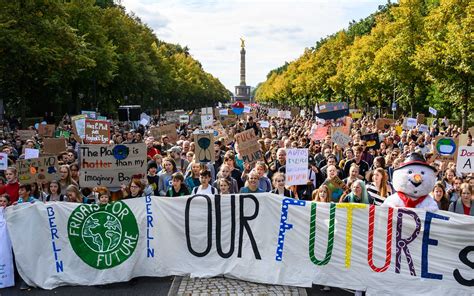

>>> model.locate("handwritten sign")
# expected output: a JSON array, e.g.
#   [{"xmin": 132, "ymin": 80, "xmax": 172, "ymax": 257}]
[
  {"xmin": 285, "ymin": 149, "xmax": 308, "ymax": 186},
  {"xmin": 150, "ymin": 124, "xmax": 177, "ymax": 143},
  {"xmin": 310, "ymin": 125, "xmax": 328, "ymax": 141},
  {"xmin": 0, "ymin": 153, "xmax": 8, "ymax": 170},
  {"xmin": 38, "ymin": 124, "xmax": 55, "ymax": 137},
  {"xmin": 278, "ymin": 110, "xmax": 291, "ymax": 119},
  {"xmin": 79, "ymin": 143, "xmax": 147, "ymax": 188},
  {"xmin": 235, "ymin": 129, "xmax": 262, "ymax": 165},
  {"xmin": 17, "ymin": 156, "xmax": 59, "ymax": 184},
  {"xmin": 18, "ymin": 130, "xmax": 36, "ymax": 141},
  {"xmin": 259, "ymin": 121, "xmax": 270, "ymax": 128},
  {"xmin": 433, "ymin": 136, "xmax": 458, "ymax": 164},
  {"xmin": 333, "ymin": 130, "xmax": 352, "ymax": 148},
  {"xmin": 43, "ymin": 138, "xmax": 67, "ymax": 155},
  {"xmin": 268, "ymin": 108, "xmax": 278, "ymax": 117},
  {"xmin": 456, "ymin": 146, "xmax": 473, "ymax": 174},
  {"xmin": 85, "ymin": 120, "xmax": 110, "ymax": 144},
  {"xmin": 403, "ymin": 117, "xmax": 417, "ymax": 129},
  {"xmin": 376, "ymin": 118, "xmax": 394, "ymax": 131},
  {"xmin": 201, "ymin": 115, "xmax": 213, "ymax": 128},
  {"xmin": 218, "ymin": 109, "xmax": 228, "ymax": 116}
]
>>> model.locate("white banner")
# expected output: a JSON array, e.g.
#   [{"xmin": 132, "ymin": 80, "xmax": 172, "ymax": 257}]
[
  {"xmin": 4, "ymin": 195, "xmax": 474, "ymax": 295},
  {"xmin": 0, "ymin": 209, "xmax": 14, "ymax": 288},
  {"xmin": 286, "ymin": 149, "xmax": 308, "ymax": 185}
]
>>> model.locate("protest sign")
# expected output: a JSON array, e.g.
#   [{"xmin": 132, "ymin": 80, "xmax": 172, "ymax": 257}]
[
  {"xmin": 18, "ymin": 130, "xmax": 36, "ymax": 141},
  {"xmin": 201, "ymin": 107, "xmax": 213, "ymax": 115},
  {"xmin": 310, "ymin": 125, "xmax": 328, "ymax": 141},
  {"xmin": 403, "ymin": 117, "xmax": 417, "ymax": 129},
  {"xmin": 4, "ymin": 194, "xmax": 474, "ymax": 295},
  {"xmin": 218, "ymin": 109, "xmax": 228, "ymax": 116},
  {"xmin": 325, "ymin": 176, "xmax": 345, "ymax": 201},
  {"xmin": 0, "ymin": 210, "xmax": 14, "ymax": 288},
  {"xmin": 395, "ymin": 125, "xmax": 403, "ymax": 135},
  {"xmin": 361, "ymin": 133, "xmax": 380, "ymax": 150},
  {"xmin": 234, "ymin": 129, "xmax": 262, "ymax": 165},
  {"xmin": 16, "ymin": 156, "xmax": 59, "ymax": 184},
  {"xmin": 201, "ymin": 115, "xmax": 213, "ymax": 128},
  {"xmin": 456, "ymin": 146, "xmax": 473, "ymax": 174},
  {"xmin": 43, "ymin": 138, "xmax": 67, "ymax": 155},
  {"xmin": 333, "ymin": 130, "xmax": 351, "ymax": 148},
  {"xmin": 193, "ymin": 132, "xmax": 215, "ymax": 164},
  {"xmin": 433, "ymin": 136, "xmax": 458, "ymax": 164},
  {"xmin": 243, "ymin": 106, "xmax": 251, "ymax": 113},
  {"xmin": 139, "ymin": 118, "xmax": 149, "ymax": 126},
  {"xmin": 25, "ymin": 148, "xmax": 40, "ymax": 159},
  {"xmin": 259, "ymin": 121, "xmax": 270, "ymax": 128},
  {"xmin": 0, "ymin": 153, "xmax": 8, "ymax": 170},
  {"xmin": 55, "ymin": 130, "xmax": 71, "ymax": 139},
  {"xmin": 71, "ymin": 115, "xmax": 86, "ymax": 141},
  {"xmin": 179, "ymin": 115, "xmax": 189, "ymax": 124},
  {"xmin": 268, "ymin": 108, "xmax": 278, "ymax": 117},
  {"xmin": 458, "ymin": 133, "xmax": 469, "ymax": 146},
  {"xmin": 79, "ymin": 143, "xmax": 146, "ymax": 188},
  {"xmin": 285, "ymin": 149, "xmax": 308, "ymax": 186},
  {"xmin": 418, "ymin": 124, "xmax": 429, "ymax": 133},
  {"xmin": 38, "ymin": 124, "xmax": 55, "ymax": 137},
  {"xmin": 140, "ymin": 113, "xmax": 151, "ymax": 124},
  {"xmin": 220, "ymin": 115, "xmax": 237, "ymax": 127},
  {"xmin": 300, "ymin": 109, "xmax": 306, "ymax": 117},
  {"xmin": 81, "ymin": 110, "xmax": 97, "ymax": 119},
  {"xmin": 375, "ymin": 118, "xmax": 394, "ymax": 131},
  {"xmin": 278, "ymin": 110, "xmax": 291, "ymax": 119},
  {"xmin": 417, "ymin": 113, "xmax": 426, "ymax": 124},
  {"xmin": 85, "ymin": 120, "xmax": 110, "ymax": 144},
  {"xmin": 429, "ymin": 106, "xmax": 437, "ymax": 116},
  {"xmin": 211, "ymin": 122, "xmax": 229, "ymax": 142},
  {"xmin": 150, "ymin": 124, "xmax": 178, "ymax": 143},
  {"xmin": 469, "ymin": 126, "xmax": 474, "ymax": 137}
]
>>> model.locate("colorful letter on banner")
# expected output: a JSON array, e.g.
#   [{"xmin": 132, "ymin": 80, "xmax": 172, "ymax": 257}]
[
  {"xmin": 285, "ymin": 149, "xmax": 308, "ymax": 186},
  {"xmin": 3, "ymin": 195, "xmax": 474, "ymax": 295}
]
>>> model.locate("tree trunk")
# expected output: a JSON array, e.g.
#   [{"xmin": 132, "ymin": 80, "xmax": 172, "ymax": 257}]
[{"xmin": 461, "ymin": 75, "xmax": 469, "ymax": 133}]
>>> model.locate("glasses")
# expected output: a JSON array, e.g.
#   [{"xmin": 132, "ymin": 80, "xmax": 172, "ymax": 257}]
[{"xmin": 130, "ymin": 185, "xmax": 139, "ymax": 189}]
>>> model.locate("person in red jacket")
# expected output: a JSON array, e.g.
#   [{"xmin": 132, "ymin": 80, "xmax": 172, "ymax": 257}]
[{"xmin": 0, "ymin": 167, "xmax": 20, "ymax": 204}]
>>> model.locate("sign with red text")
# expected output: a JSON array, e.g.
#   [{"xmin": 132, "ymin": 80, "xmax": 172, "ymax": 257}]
[
  {"xmin": 79, "ymin": 143, "xmax": 146, "ymax": 187},
  {"xmin": 285, "ymin": 149, "xmax": 308, "ymax": 186},
  {"xmin": 456, "ymin": 146, "xmax": 473, "ymax": 174},
  {"xmin": 85, "ymin": 120, "xmax": 110, "ymax": 144}
]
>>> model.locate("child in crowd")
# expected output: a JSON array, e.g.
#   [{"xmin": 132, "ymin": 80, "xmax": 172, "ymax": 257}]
[
  {"xmin": 45, "ymin": 180, "xmax": 65, "ymax": 202},
  {"xmin": 0, "ymin": 195, "xmax": 10, "ymax": 207},
  {"xmin": 217, "ymin": 178, "xmax": 231, "ymax": 194},
  {"xmin": 312, "ymin": 185, "xmax": 330, "ymax": 202},
  {"xmin": 192, "ymin": 169, "xmax": 218, "ymax": 195},
  {"xmin": 95, "ymin": 186, "xmax": 111, "ymax": 205},
  {"xmin": 147, "ymin": 161, "xmax": 160, "ymax": 196},
  {"xmin": 0, "ymin": 167, "xmax": 20, "ymax": 204},
  {"xmin": 17, "ymin": 184, "xmax": 37, "ymax": 204},
  {"xmin": 166, "ymin": 172, "xmax": 190, "ymax": 197}
]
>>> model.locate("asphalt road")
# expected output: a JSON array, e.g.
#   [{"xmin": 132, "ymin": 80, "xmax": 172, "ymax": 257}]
[{"xmin": 0, "ymin": 278, "xmax": 353, "ymax": 296}]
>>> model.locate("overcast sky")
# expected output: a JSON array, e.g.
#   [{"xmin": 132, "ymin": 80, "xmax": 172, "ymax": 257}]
[{"xmin": 121, "ymin": 0, "xmax": 388, "ymax": 93}]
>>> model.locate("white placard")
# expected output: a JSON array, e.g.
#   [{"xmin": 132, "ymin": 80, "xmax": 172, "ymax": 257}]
[
  {"xmin": 201, "ymin": 115, "xmax": 213, "ymax": 128},
  {"xmin": 243, "ymin": 106, "xmax": 251, "ymax": 113},
  {"xmin": 259, "ymin": 121, "xmax": 270, "ymax": 128},
  {"xmin": 456, "ymin": 146, "xmax": 474, "ymax": 174},
  {"xmin": 268, "ymin": 108, "xmax": 278, "ymax": 117},
  {"xmin": 285, "ymin": 148, "xmax": 308, "ymax": 185},
  {"xmin": 0, "ymin": 209, "xmax": 14, "ymax": 288},
  {"xmin": 0, "ymin": 153, "xmax": 8, "ymax": 171},
  {"xmin": 218, "ymin": 109, "xmax": 228, "ymax": 116},
  {"xmin": 418, "ymin": 124, "xmax": 429, "ymax": 133},
  {"xmin": 429, "ymin": 107, "xmax": 437, "ymax": 116},
  {"xmin": 404, "ymin": 117, "xmax": 417, "ymax": 129},
  {"xmin": 278, "ymin": 110, "xmax": 291, "ymax": 119},
  {"xmin": 139, "ymin": 118, "xmax": 149, "ymax": 126},
  {"xmin": 201, "ymin": 107, "xmax": 213, "ymax": 115},
  {"xmin": 25, "ymin": 148, "xmax": 40, "ymax": 160},
  {"xmin": 179, "ymin": 115, "xmax": 190, "ymax": 124}
]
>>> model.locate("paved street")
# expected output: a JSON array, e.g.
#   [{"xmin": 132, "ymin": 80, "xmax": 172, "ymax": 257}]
[{"xmin": 0, "ymin": 276, "xmax": 353, "ymax": 296}]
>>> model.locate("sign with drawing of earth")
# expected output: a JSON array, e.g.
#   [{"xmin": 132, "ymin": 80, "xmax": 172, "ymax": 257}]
[{"xmin": 68, "ymin": 202, "xmax": 139, "ymax": 269}]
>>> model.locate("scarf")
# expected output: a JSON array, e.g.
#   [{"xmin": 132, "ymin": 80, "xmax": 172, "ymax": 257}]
[{"xmin": 397, "ymin": 192, "xmax": 428, "ymax": 208}]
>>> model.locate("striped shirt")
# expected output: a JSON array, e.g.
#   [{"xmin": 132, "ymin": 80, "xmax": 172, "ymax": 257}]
[{"xmin": 366, "ymin": 182, "xmax": 393, "ymax": 206}]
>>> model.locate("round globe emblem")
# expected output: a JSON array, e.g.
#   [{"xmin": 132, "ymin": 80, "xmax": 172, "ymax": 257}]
[
  {"xmin": 436, "ymin": 138, "xmax": 456, "ymax": 155},
  {"xmin": 68, "ymin": 202, "xmax": 139, "ymax": 269}
]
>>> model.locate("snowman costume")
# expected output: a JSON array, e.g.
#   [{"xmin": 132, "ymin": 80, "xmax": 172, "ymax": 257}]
[{"xmin": 382, "ymin": 153, "xmax": 438, "ymax": 211}]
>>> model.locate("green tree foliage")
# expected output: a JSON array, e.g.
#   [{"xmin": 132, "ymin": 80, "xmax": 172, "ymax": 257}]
[
  {"xmin": 0, "ymin": 0, "xmax": 228, "ymax": 119},
  {"xmin": 255, "ymin": 0, "xmax": 472, "ymax": 130}
]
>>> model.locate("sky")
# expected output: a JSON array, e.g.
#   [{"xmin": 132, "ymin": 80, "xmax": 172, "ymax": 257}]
[{"xmin": 121, "ymin": 0, "xmax": 389, "ymax": 93}]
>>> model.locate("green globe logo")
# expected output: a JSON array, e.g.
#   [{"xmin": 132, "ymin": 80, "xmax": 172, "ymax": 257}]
[{"xmin": 68, "ymin": 202, "xmax": 139, "ymax": 269}]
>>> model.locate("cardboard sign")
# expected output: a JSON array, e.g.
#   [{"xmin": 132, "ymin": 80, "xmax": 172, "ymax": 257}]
[
  {"xmin": 150, "ymin": 124, "xmax": 178, "ymax": 143},
  {"xmin": 310, "ymin": 125, "xmax": 328, "ymax": 141},
  {"xmin": 220, "ymin": 115, "xmax": 237, "ymax": 127},
  {"xmin": 17, "ymin": 156, "xmax": 59, "ymax": 184},
  {"xmin": 194, "ymin": 132, "xmax": 215, "ymax": 164},
  {"xmin": 38, "ymin": 124, "xmax": 55, "ymax": 137},
  {"xmin": 325, "ymin": 176, "xmax": 345, "ymax": 202},
  {"xmin": 376, "ymin": 118, "xmax": 394, "ymax": 131},
  {"xmin": 18, "ymin": 130, "xmax": 36, "ymax": 141},
  {"xmin": 285, "ymin": 149, "xmax": 308, "ymax": 186},
  {"xmin": 333, "ymin": 130, "xmax": 352, "ymax": 148},
  {"xmin": 85, "ymin": 120, "xmax": 110, "ymax": 144},
  {"xmin": 234, "ymin": 129, "xmax": 262, "ymax": 165},
  {"xmin": 0, "ymin": 153, "xmax": 8, "ymax": 170},
  {"xmin": 468, "ymin": 126, "xmax": 474, "ymax": 137},
  {"xmin": 79, "ymin": 143, "xmax": 147, "ymax": 188},
  {"xmin": 71, "ymin": 114, "xmax": 86, "ymax": 141},
  {"xmin": 417, "ymin": 113, "xmax": 426, "ymax": 124},
  {"xmin": 429, "ymin": 106, "xmax": 437, "ymax": 116},
  {"xmin": 43, "ymin": 138, "xmax": 67, "ymax": 155},
  {"xmin": 24, "ymin": 148, "xmax": 39, "ymax": 160},
  {"xmin": 456, "ymin": 146, "xmax": 473, "ymax": 174},
  {"xmin": 361, "ymin": 133, "xmax": 380, "ymax": 150},
  {"xmin": 433, "ymin": 136, "xmax": 458, "ymax": 164}
]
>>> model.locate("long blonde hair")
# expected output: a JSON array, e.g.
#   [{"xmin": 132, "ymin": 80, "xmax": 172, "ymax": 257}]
[{"xmin": 375, "ymin": 168, "xmax": 389, "ymax": 198}]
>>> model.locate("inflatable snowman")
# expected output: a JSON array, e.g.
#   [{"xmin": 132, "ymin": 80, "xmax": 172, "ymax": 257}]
[{"xmin": 383, "ymin": 153, "xmax": 439, "ymax": 211}]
